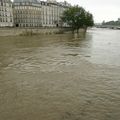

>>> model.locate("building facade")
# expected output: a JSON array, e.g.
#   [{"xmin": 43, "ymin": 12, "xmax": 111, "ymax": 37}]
[
  {"xmin": 13, "ymin": 0, "xmax": 70, "ymax": 28},
  {"xmin": 13, "ymin": 0, "xmax": 41, "ymax": 27},
  {"xmin": 41, "ymin": 0, "xmax": 70, "ymax": 27},
  {"xmin": 0, "ymin": 0, "xmax": 13, "ymax": 27}
]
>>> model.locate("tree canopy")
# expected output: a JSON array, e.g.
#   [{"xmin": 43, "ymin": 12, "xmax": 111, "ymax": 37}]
[{"xmin": 61, "ymin": 6, "xmax": 94, "ymax": 32}]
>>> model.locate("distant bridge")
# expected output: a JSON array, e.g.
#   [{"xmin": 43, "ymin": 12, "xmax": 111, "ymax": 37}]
[{"xmin": 95, "ymin": 25, "xmax": 120, "ymax": 30}]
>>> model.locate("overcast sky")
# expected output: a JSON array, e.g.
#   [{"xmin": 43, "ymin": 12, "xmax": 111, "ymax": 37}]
[{"xmin": 56, "ymin": 0, "xmax": 120, "ymax": 23}]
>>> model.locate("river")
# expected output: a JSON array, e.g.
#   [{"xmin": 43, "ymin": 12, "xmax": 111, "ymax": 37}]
[{"xmin": 0, "ymin": 28, "xmax": 120, "ymax": 120}]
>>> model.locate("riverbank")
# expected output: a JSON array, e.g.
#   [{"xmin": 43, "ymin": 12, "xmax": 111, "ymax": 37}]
[{"xmin": 0, "ymin": 27, "xmax": 85, "ymax": 36}]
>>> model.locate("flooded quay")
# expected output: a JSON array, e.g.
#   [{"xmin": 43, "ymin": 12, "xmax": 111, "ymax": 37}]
[{"xmin": 0, "ymin": 28, "xmax": 120, "ymax": 120}]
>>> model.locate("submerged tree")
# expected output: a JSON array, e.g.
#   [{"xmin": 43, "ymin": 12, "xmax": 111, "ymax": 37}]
[
  {"xmin": 61, "ymin": 6, "xmax": 94, "ymax": 33},
  {"xmin": 84, "ymin": 12, "xmax": 94, "ymax": 31}
]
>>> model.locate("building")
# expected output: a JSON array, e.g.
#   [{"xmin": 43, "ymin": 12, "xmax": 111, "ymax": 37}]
[
  {"xmin": 0, "ymin": 0, "xmax": 13, "ymax": 27},
  {"xmin": 13, "ymin": 0, "xmax": 41, "ymax": 27},
  {"xmin": 13, "ymin": 0, "xmax": 71, "ymax": 28},
  {"xmin": 41, "ymin": 0, "xmax": 70, "ymax": 27}
]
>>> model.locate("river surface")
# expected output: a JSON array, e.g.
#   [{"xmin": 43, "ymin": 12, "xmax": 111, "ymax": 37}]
[{"xmin": 0, "ymin": 28, "xmax": 120, "ymax": 120}]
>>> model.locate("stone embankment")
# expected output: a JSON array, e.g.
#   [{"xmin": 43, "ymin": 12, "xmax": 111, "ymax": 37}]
[
  {"xmin": 0, "ymin": 27, "xmax": 73, "ymax": 36},
  {"xmin": 0, "ymin": 27, "xmax": 86, "ymax": 36}
]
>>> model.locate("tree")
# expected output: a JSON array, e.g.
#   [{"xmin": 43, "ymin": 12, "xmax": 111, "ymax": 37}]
[
  {"xmin": 84, "ymin": 12, "xmax": 94, "ymax": 31},
  {"xmin": 61, "ymin": 6, "xmax": 94, "ymax": 33}
]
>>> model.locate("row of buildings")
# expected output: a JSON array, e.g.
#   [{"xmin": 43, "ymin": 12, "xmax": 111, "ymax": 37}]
[
  {"xmin": 0, "ymin": 0, "xmax": 13, "ymax": 27},
  {"xmin": 0, "ymin": 0, "xmax": 71, "ymax": 27}
]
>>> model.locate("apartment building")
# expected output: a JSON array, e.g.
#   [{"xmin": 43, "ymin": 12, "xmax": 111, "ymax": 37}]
[
  {"xmin": 41, "ymin": 0, "xmax": 70, "ymax": 27},
  {"xmin": 0, "ymin": 0, "xmax": 13, "ymax": 27},
  {"xmin": 13, "ymin": 0, "xmax": 71, "ymax": 27},
  {"xmin": 13, "ymin": 0, "xmax": 41, "ymax": 27}
]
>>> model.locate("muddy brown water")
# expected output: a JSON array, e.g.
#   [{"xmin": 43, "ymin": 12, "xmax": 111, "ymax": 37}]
[{"xmin": 0, "ymin": 28, "xmax": 120, "ymax": 120}]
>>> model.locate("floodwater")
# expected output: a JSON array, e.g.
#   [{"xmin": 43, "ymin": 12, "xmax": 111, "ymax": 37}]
[{"xmin": 0, "ymin": 28, "xmax": 120, "ymax": 120}]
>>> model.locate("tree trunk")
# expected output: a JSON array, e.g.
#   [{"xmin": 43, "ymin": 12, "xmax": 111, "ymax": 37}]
[
  {"xmin": 84, "ymin": 26, "xmax": 87, "ymax": 32},
  {"xmin": 77, "ymin": 29, "xmax": 79, "ymax": 33},
  {"xmin": 72, "ymin": 28, "xmax": 75, "ymax": 34}
]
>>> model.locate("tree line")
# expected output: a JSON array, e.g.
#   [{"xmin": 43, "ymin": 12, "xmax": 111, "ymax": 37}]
[
  {"xmin": 61, "ymin": 5, "xmax": 94, "ymax": 33},
  {"xmin": 102, "ymin": 19, "xmax": 120, "ymax": 26}
]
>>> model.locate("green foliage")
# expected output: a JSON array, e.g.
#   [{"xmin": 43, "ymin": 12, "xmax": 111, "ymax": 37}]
[
  {"xmin": 61, "ymin": 6, "xmax": 94, "ymax": 31},
  {"xmin": 84, "ymin": 12, "xmax": 94, "ymax": 27}
]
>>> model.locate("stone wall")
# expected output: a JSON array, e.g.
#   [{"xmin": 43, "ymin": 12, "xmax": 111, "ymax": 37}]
[
  {"xmin": 0, "ymin": 27, "xmax": 71, "ymax": 36},
  {"xmin": 0, "ymin": 27, "xmax": 85, "ymax": 36}
]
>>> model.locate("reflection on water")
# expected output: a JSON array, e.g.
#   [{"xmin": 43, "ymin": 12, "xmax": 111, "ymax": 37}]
[{"xmin": 0, "ymin": 28, "xmax": 120, "ymax": 120}]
